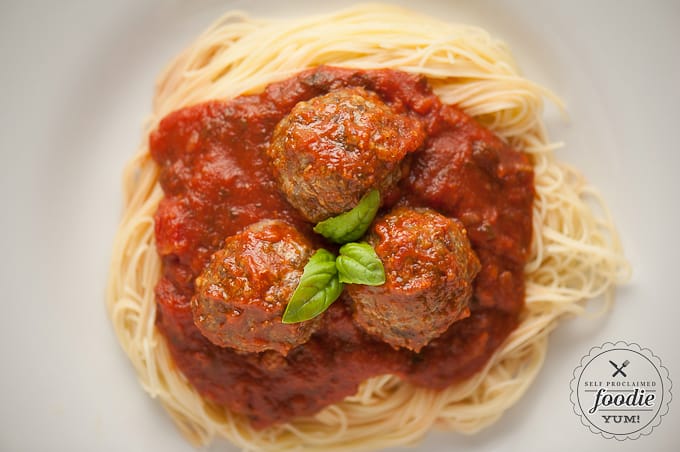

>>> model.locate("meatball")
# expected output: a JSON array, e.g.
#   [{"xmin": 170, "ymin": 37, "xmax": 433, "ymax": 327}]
[
  {"xmin": 267, "ymin": 87, "xmax": 425, "ymax": 222},
  {"xmin": 191, "ymin": 220, "xmax": 318, "ymax": 355},
  {"xmin": 346, "ymin": 207, "xmax": 481, "ymax": 352}
]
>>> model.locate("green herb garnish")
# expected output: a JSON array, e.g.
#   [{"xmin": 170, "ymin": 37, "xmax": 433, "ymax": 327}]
[
  {"xmin": 284, "ymin": 190, "xmax": 387, "ymax": 324},
  {"xmin": 336, "ymin": 242, "xmax": 385, "ymax": 286},
  {"xmin": 282, "ymin": 249, "xmax": 344, "ymax": 324},
  {"xmin": 313, "ymin": 189, "xmax": 380, "ymax": 244}
]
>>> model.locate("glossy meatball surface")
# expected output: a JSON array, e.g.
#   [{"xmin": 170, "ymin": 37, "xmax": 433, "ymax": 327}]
[
  {"xmin": 191, "ymin": 219, "xmax": 317, "ymax": 355},
  {"xmin": 347, "ymin": 207, "xmax": 481, "ymax": 352},
  {"xmin": 267, "ymin": 87, "xmax": 425, "ymax": 222}
]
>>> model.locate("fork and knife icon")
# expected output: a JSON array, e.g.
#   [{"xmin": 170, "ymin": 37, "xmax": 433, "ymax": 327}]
[{"xmin": 609, "ymin": 359, "xmax": 630, "ymax": 377}]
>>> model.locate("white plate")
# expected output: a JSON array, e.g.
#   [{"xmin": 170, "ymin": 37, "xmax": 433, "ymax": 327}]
[{"xmin": 1, "ymin": 1, "xmax": 678, "ymax": 451}]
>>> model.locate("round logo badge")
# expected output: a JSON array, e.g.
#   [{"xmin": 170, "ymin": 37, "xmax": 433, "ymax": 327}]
[{"xmin": 570, "ymin": 341, "xmax": 672, "ymax": 440}]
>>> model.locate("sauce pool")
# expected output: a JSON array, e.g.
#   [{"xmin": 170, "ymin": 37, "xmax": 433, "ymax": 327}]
[{"xmin": 150, "ymin": 66, "xmax": 534, "ymax": 428}]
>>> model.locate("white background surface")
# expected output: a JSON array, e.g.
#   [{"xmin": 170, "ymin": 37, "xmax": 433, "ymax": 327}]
[{"xmin": 1, "ymin": 0, "xmax": 678, "ymax": 451}]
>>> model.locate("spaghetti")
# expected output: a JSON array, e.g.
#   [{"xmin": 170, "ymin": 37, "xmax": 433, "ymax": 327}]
[{"xmin": 106, "ymin": 4, "xmax": 630, "ymax": 451}]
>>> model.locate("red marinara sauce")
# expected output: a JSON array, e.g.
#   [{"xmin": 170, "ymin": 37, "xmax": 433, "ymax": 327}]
[{"xmin": 150, "ymin": 66, "xmax": 534, "ymax": 428}]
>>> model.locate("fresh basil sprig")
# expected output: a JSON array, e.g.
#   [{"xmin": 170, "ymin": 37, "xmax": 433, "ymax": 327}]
[
  {"xmin": 283, "ymin": 190, "xmax": 387, "ymax": 324},
  {"xmin": 282, "ymin": 249, "xmax": 344, "ymax": 324},
  {"xmin": 336, "ymin": 242, "xmax": 385, "ymax": 286},
  {"xmin": 313, "ymin": 189, "xmax": 380, "ymax": 244}
]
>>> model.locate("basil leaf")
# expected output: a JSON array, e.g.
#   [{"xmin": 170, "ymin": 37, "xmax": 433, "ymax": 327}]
[
  {"xmin": 282, "ymin": 249, "xmax": 344, "ymax": 323},
  {"xmin": 313, "ymin": 190, "xmax": 380, "ymax": 244},
  {"xmin": 336, "ymin": 242, "xmax": 385, "ymax": 286}
]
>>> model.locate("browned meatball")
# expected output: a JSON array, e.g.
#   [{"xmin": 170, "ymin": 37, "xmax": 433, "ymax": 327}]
[
  {"xmin": 267, "ymin": 87, "xmax": 425, "ymax": 222},
  {"xmin": 347, "ymin": 207, "xmax": 481, "ymax": 352},
  {"xmin": 191, "ymin": 220, "xmax": 318, "ymax": 355}
]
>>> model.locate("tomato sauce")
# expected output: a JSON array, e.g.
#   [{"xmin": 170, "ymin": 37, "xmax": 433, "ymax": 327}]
[{"xmin": 150, "ymin": 66, "xmax": 534, "ymax": 428}]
